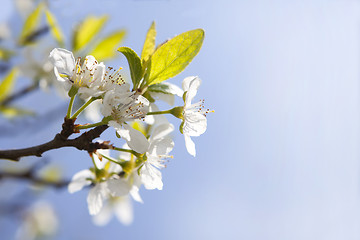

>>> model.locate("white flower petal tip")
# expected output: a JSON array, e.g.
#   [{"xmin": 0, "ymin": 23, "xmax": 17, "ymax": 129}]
[
  {"xmin": 68, "ymin": 169, "xmax": 93, "ymax": 193},
  {"xmin": 184, "ymin": 134, "xmax": 196, "ymax": 157}
]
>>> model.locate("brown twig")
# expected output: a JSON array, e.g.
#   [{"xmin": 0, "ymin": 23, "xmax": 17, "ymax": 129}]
[
  {"xmin": 0, "ymin": 170, "xmax": 70, "ymax": 188},
  {"xmin": 0, "ymin": 117, "xmax": 110, "ymax": 161}
]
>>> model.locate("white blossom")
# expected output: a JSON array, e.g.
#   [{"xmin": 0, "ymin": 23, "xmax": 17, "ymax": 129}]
[
  {"xmin": 15, "ymin": 201, "xmax": 58, "ymax": 240},
  {"xmin": 102, "ymin": 90, "xmax": 150, "ymax": 153},
  {"xmin": 68, "ymin": 150, "xmax": 131, "ymax": 216},
  {"xmin": 48, "ymin": 48, "xmax": 103, "ymax": 97},
  {"xmin": 92, "ymin": 196, "xmax": 134, "ymax": 226},
  {"xmin": 181, "ymin": 76, "xmax": 212, "ymax": 157},
  {"xmin": 140, "ymin": 123, "xmax": 174, "ymax": 190}
]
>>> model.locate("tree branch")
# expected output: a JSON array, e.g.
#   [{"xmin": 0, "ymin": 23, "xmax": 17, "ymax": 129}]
[
  {"xmin": 0, "ymin": 117, "xmax": 110, "ymax": 161},
  {"xmin": 0, "ymin": 170, "xmax": 70, "ymax": 188}
]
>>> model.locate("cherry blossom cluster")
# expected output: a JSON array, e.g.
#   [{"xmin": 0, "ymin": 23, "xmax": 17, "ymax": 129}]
[{"xmin": 48, "ymin": 47, "xmax": 212, "ymax": 225}]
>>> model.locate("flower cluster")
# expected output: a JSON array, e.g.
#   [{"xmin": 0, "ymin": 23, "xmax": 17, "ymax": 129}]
[{"xmin": 48, "ymin": 27, "xmax": 211, "ymax": 225}]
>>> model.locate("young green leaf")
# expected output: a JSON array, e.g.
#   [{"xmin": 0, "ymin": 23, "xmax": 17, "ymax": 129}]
[
  {"xmin": 0, "ymin": 106, "xmax": 35, "ymax": 119},
  {"xmin": 0, "ymin": 68, "xmax": 18, "ymax": 103},
  {"xmin": 147, "ymin": 29, "xmax": 205, "ymax": 85},
  {"xmin": 44, "ymin": 9, "xmax": 65, "ymax": 47},
  {"xmin": 72, "ymin": 15, "xmax": 108, "ymax": 52},
  {"xmin": 18, "ymin": 3, "xmax": 44, "ymax": 45},
  {"xmin": 89, "ymin": 30, "xmax": 126, "ymax": 61},
  {"xmin": 141, "ymin": 21, "xmax": 156, "ymax": 63},
  {"xmin": 0, "ymin": 48, "xmax": 14, "ymax": 61},
  {"xmin": 117, "ymin": 47, "xmax": 142, "ymax": 87}
]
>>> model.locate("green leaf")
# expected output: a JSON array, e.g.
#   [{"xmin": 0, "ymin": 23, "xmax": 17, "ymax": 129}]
[
  {"xmin": 18, "ymin": 3, "xmax": 44, "ymax": 45},
  {"xmin": 0, "ymin": 68, "xmax": 18, "ymax": 103},
  {"xmin": 0, "ymin": 48, "xmax": 14, "ymax": 61},
  {"xmin": 0, "ymin": 106, "xmax": 35, "ymax": 119},
  {"xmin": 147, "ymin": 29, "xmax": 205, "ymax": 85},
  {"xmin": 117, "ymin": 47, "xmax": 142, "ymax": 87},
  {"xmin": 141, "ymin": 21, "xmax": 156, "ymax": 63},
  {"xmin": 44, "ymin": 9, "xmax": 65, "ymax": 47},
  {"xmin": 148, "ymin": 83, "xmax": 176, "ymax": 95},
  {"xmin": 89, "ymin": 30, "xmax": 126, "ymax": 61},
  {"xmin": 72, "ymin": 15, "xmax": 108, "ymax": 52}
]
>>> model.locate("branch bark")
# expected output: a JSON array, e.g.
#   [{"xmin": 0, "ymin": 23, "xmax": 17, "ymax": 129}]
[{"xmin": 0, "ymin": 117, "xmax": 110, "ymax": 161}]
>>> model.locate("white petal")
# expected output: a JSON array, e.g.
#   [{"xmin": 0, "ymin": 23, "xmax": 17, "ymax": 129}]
[
  {"xmin": 136, "ymin": 95, "xmax": 150, "ymax": 108},
  {"xmin": 150, "ymin": 138, "xmax": 174, "ymax": 156},
  {"xmin": 107, "ymin": 179, "xmax": 131, "ymax": 197},
  {"xmin": 182, "ymin": 76, "xmax": 196, "ymax": 92},
  {"xmin": 150, "ymin": 123, "xmax": 174, "ymax": 142},
  {"xmin": 116, "ymin": 126, "xmax": 131, "ymax": 142},
  {"xmin": 49, "ymin": 48, "xmax": 75, "ymax": 77},
  {"xmin": 83, "ymin": 55, "xmax": 97, "ymax": 69},
  {"xmin": 68, "ymin": 169, "xmax": 93, "ymax": 193},
  {"xmin": 184, "ymin": 134, "xmax": 196, "ymax": 157},
  {"xmin": 183, "ymin": 112, "xmax": 207, "ymax": 136},
  {"xmin": 150, "ymin": 92, "xmax": 176, "ymax": 105},
  {"xmin": 92, "ymin": 202, "xmax": 113, "ymax": 226},
  {"xmin": 87, "ymin": 183, "xmax": 108, "ymax": 215},
  {"xmin": 184, "ymin": 76, "xmax": 201, "ymax": 107},
  {"xmin": 122, "ymin": 124, "xmax": 149, "ymax": 154},
  {"xmin": 92, "ymin": 63, "xmax": 106, "ymax": 86},
  {"xmin": 163, "ymin": 82, "xmax": 184, "ymax": 97},
  {"xmin": 140, "ymin": 163, "xmax": 163, "ymax": 190},
  {"xmin": 130, "ymin": 186, "xmax": 143, "ymax": 203},
  {"xmin": 114, "ymin": 196, "xmax": 133, "ymax": 225}
]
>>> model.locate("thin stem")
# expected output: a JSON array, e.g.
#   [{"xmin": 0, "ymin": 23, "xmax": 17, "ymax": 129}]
[
  {"xmin": 67, "ymin": 95, "xmax": 76, "ymax": 118},
  {"xmin": 71, "ymin": 97, "xmax": 98, "ymax": 119},
  {"xmin": 113, "ymin": 147, "xmax": 140, "ymax": 157},
  {"xmin": 100, "ymin": 153, "xmax": 122, "ymax": 165},
  {"xmin": 147, "ymin": 109, "xmax": 172, "ymax": 115},
  {"xmin": 91, "ymin": 154, "xmax": 99, "ymax": 170},
  {"xmin": 77, "ymin": 121, "xmax": 105, "ymax": 130}
]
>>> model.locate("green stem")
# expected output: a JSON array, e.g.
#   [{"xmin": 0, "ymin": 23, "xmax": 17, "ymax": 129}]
[
  {"xmin": 91, "ymin": 154, "xmax": 99, "ymax": 170},
  {"xmin": 71, "ymin": 97, "xmax": 98, "ymax": 119},
  {"xmin": 113, "ymin": 147, "xmax": 140, "ymax": 157},
  {"xmin": 67, "ymin": 95, "xmax": 76, "ymax": 118},
  {"xmin": 100, "ymin": 153, "xmax": 122, "ymax": 165},
  {"xmin": 147, "ymin": 109, "xmax": 172, "ymax": 115},
  {"xmin": 77, "ymin": 121, "xmax": 105, "ymax": 130}
]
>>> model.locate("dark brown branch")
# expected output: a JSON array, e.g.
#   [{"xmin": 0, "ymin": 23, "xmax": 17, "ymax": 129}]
[
  {"xmin": 0, "ymin": 117, "xmax": 110, "ymax": 161},
  {"xmin": 1, "ymin": 82, "xmax": 39, "ymax": 106}
]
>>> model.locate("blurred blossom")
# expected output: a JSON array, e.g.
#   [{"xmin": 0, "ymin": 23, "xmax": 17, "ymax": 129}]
[
  {"xmin": 15, "ymin": 201, "xmax": 58, "ymax": 240},
  {"xmin": 14, "ymin": 0, "xmax": 34, "ymax": 19},
  {"xmin": 92, "ymin": 195, "xmax": 133, "ymax": 226}
]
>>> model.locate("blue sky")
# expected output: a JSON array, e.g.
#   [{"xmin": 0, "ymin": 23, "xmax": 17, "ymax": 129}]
[{"xmin": 1, "ymin": 0, "xmax": 360, "ymax": 239}]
